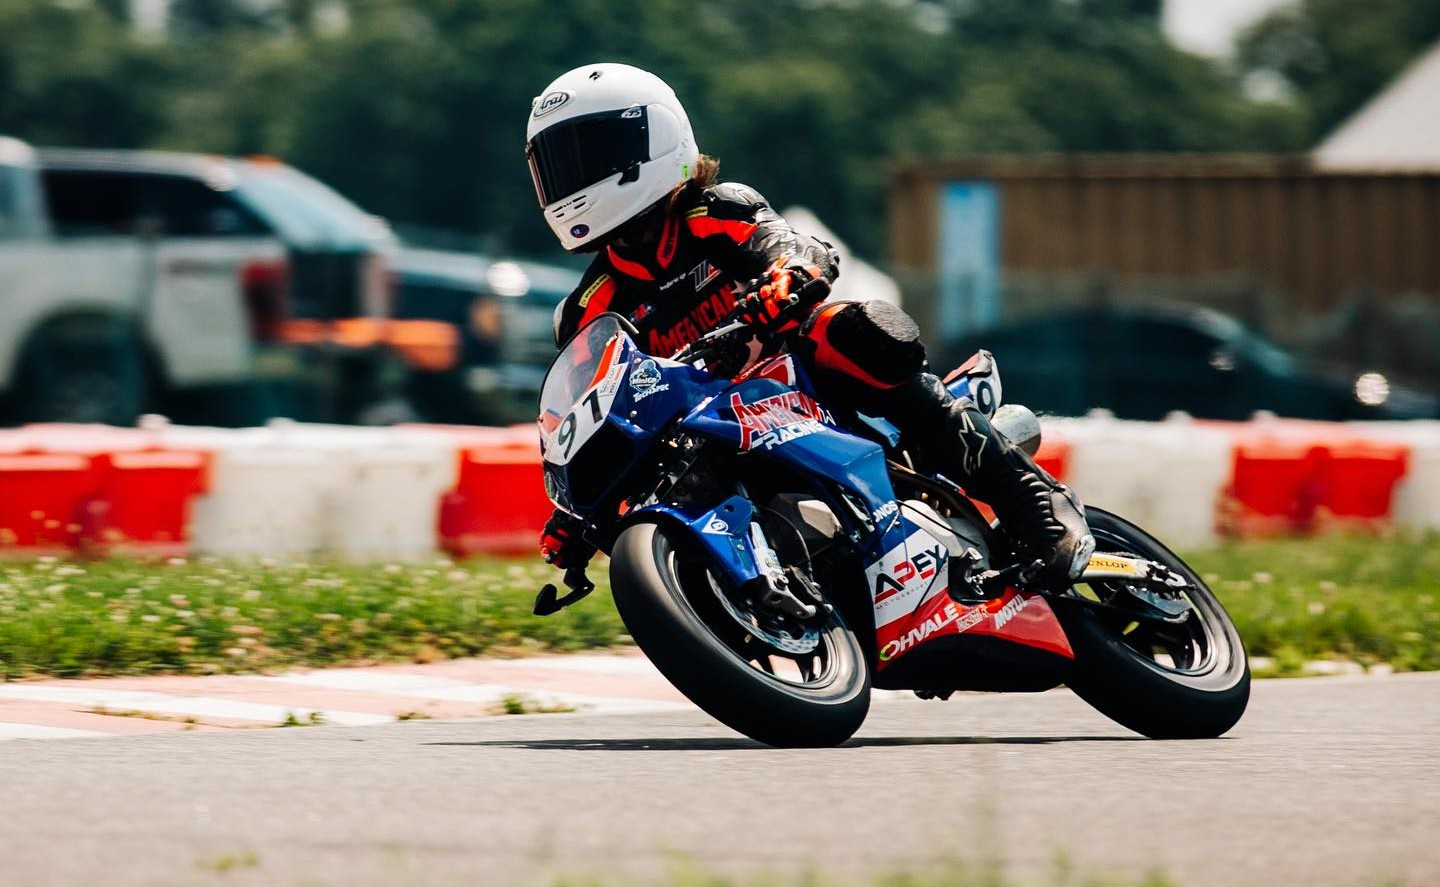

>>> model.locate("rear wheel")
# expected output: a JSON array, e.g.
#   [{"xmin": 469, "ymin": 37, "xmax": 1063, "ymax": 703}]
[
  {"xmin": 16, "ymin": 320, "xmax": 150, "ymax": 425},
  {"xmin": 1057, "ymin": 508, "xmax": 1250, "ymax": 739},
  {"xmin": 610, "ymin": 521, "xmax": 870, "ymax": 748}
]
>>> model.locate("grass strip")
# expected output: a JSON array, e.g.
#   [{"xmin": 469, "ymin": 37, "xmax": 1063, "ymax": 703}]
[
  {"xmin": 1185, "ymin": 532, "xmax": 1440, "ymax": 675},
  {"xmin": 0, "ymin": 533, "xmax": 1434, "ymax": 679},
  {"xmin": 0, "ymin": 556, "xmax": 624, "ymax": 679}
]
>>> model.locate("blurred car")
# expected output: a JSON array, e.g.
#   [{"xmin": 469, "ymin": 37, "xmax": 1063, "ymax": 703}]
[
  {"xmin": 1, "ymin": 142, "xmax": 406, "ymax": 426},
  {"xmin": 948, "ymin": 305, "xmax": 1438, "ymax": 421},
  {"xmin": 392, "ymin": 248, "xmax": 578, "ymax": 424}
]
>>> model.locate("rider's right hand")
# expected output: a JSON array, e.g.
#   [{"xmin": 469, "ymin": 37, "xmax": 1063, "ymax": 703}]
[{"xmin": 735, "ymin": 266, "xmax": 827, "ymax": 333}]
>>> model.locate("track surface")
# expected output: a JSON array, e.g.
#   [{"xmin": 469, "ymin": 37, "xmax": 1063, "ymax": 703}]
[{"xmin": 1, "ymin": 673, "xmax": 1436, "ymax": 887}]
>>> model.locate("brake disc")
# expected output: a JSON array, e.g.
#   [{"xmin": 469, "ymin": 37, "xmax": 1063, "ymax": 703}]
[{"xmin": 705, "ymin": 571, "xmax": 820, "ymax": 656}]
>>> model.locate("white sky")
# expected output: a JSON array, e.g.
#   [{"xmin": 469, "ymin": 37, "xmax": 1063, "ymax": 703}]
[{"xmin": 1163, "ymin": 0, "xmax": 1298, "ymax": 57}]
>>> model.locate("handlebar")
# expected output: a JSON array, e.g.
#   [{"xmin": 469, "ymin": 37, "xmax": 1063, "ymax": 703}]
[{"xmin": 669, "ymin": 274, "xmax": 826, "ymax": 366}]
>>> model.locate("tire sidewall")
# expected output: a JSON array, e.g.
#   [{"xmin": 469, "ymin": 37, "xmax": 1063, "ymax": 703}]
[
  {"xmin": 610, "ymin": 520, "xmax": 871, "ymax": 747},
  {"xmin": 1057, "ymin": 508, "xmax": 1251, "ymax": 739}
]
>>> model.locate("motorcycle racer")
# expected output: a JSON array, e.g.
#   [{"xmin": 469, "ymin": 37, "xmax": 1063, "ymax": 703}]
[{"xmin": 527, "ymin": 62, "xmax": 1094, "ymax": 592}]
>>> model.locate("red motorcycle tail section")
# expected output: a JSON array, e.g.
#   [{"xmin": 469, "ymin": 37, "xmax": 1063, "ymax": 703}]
[{"xmin": 876, "ymin": 587, "xmax": 1074, "ymax": 669}]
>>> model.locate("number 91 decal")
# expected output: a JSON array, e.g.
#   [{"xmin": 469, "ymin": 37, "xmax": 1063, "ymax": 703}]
[{"xmin": 545, "ymin": 364, "xmax": 623, "ymax": 466}]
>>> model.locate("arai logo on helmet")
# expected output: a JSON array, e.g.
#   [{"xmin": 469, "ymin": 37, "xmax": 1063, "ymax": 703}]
[{"xmin": 532, "ymin": 90, "xmax": 572, "ymax": 118}]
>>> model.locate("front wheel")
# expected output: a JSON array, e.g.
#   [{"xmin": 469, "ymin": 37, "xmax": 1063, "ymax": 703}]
[
  {"xmin": 610, "ymin": 521, "xmax": 870, "ymax": 748},
  {"xmin": 1056, "ymin": 508, "xmax": 1250, "ymax": 739}
]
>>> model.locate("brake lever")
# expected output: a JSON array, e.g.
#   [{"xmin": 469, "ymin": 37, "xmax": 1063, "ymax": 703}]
[{"xmin": 533, "ymin": 565, "xmax": 596, "ymax": 617}]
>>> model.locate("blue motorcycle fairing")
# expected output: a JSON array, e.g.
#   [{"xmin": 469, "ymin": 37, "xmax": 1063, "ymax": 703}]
[
  {"xmin": 632, "ymin": 495, "xmax": 763, "ymax": 589},
  {"xmin": 853, "ymin": 413, "xmax": 902, "ymax": 450},
  {"xmin": 543, "ymin": 319, "xmax": 922, "ymax": 600},
  {"xmin": 619, "ymin": 356, "xmax": 731, "ymax": 429},
  {"xmin": 679, "ymin": 376, "xmax": 895, "ymax": 515},
  {"xmin": 547, "ymin": 344, "xmax": 730, "ymax": 514}
]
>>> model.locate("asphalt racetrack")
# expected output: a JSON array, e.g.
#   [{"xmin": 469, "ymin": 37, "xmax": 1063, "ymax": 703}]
[{"xmin": 1, "ymin": 673, "xmax": 1436, "ymax": 887}]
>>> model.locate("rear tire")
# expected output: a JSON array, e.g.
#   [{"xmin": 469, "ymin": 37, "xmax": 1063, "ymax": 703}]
[
  {"xmin": 610, "ymin": 521, "xmax": 870, "ymax": 748},
  {"xmin": 1057, "ymin": 508, "xmax": 1250, "ymax": 739}
]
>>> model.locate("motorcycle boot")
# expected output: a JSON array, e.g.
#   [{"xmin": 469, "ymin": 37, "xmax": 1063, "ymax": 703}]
[{"xmin": 890, "ymin": 373, "xmax": 1095, "ymax": 590}]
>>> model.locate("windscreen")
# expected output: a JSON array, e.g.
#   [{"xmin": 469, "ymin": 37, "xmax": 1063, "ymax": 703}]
[{"xmin": 539, "ymin": 314, "xmax": 628, "ymax": 435}]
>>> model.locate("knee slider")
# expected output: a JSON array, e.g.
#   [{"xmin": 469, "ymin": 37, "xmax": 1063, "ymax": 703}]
[{"xmin": 805, "ymin": 300, "xmax": 926, "ymax": 387}]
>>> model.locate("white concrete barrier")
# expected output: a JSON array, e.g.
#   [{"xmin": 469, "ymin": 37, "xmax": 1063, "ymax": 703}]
[
  {"xmin": 189, "ymin": 446, "xmax": 343, "ymax": 557},
  {"xmin": 3, "ymin": 416, "xmax": 1437, "ymax": 561},
  {"xmin": 184, "ymin": 421, "xmax": 457, "ymax": 560},
  {"xmin": 1043, "ymin": 411, "xmax": 1233, "ymax": 549}
]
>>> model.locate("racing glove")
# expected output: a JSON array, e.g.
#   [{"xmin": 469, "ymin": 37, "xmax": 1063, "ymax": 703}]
[
  {"xmin": 539, "ymin": 510, "xmax": 595, "ymax": 569},
  {"xmin": 736, "ymin": 267, "xmax": 829, "ymax": 332}
]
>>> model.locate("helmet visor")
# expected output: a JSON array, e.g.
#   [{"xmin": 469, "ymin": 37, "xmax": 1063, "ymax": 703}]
[{"xmin": 527, "ymin": 107, "xmax": 651, "ymax": 207}]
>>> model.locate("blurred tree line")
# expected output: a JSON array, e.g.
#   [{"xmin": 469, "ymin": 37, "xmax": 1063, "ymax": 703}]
[{"xmin": 0, "ymin": 0, "xmax": 1437, "ymax": 258}]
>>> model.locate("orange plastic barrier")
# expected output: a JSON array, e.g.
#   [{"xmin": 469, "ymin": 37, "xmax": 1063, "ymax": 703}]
[
  {"xmin": 0, "ymin": 452, "xmax": 101, "ymax": 553},
  {"xmin": 1225, "ymin": 438, "xmax": 1324, "ymax": 535},
  {"xmin": 0, "ymin": 427, "xmax": 211, "ymax": 556},
  {"xmin": 1223, "ymin": 429, "xmax": 1412, "ymax": 536},
  {"xmin": 78, "ymin": 450, "xmax": 212, "ymax": 556},
  {"xmin": 1314, "ymin": 439, "xmax": 1410, "ymax": 523},
  {"xmin": 1034, "ymin": 435, "xmax": 1071, "ymax": 483},
  {"xmin": 439, "ymin": 441, "xmax": 553, "ymax": 557}
]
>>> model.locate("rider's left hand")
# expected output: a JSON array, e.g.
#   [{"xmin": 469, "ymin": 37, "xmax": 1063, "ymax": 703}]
[{"xmin": 539, "ymin": 510, "xmax": 595, "ymax": 569}]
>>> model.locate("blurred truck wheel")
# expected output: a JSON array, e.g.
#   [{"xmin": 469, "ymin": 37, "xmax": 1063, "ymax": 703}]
[{"xmin": 16, "ymin": 317, "xmax": 151, "ymax": 426}]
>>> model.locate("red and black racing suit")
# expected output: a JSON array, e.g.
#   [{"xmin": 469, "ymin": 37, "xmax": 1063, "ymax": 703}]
[
  {"xmin": 548, "ymin": 181, "xmax": 1092, "ymax": 589},
  {"xmin": 554, "ymin": 181, "xmax": 923, "ymax": 404}
]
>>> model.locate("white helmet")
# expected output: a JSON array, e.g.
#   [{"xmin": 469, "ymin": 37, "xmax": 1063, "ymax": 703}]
[{"xmin": 526, "ymin": 63, "xmax": 699, "ymax": 252}]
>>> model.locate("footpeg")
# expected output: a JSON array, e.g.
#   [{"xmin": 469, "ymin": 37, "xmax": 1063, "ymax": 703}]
[
  {"xmin": 1079, "ymin": 554, "xmax": 1192, "ymax": 622},
  {"xmin": 953, "ymin": 557, "xmax": 1044, "ymax": 601}
]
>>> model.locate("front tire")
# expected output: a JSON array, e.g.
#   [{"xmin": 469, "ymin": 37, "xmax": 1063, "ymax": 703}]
[
  {"xmin": 610, "ymin": 521, "xmax": 871, "ymax": 748},
  {"xmin": 1057, "ymin": 508, "xmax": 1250, "ymax": 739}
]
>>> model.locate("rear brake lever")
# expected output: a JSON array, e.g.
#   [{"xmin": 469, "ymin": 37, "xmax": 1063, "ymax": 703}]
[{"xmin": 969, "ymin": 559, "xmax": 1045, "ymax": 596}]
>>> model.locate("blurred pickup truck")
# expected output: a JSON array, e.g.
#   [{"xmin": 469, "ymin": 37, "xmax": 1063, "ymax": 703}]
[
  {"xmin": 392, "ymin": 248, "xmax": 578, "ymax": 424},
  {"xmin": 0, "ymin": 136, "xmax": 410, "ymax": 426}
]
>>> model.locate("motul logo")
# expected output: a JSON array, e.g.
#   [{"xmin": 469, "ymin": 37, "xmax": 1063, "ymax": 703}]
[{"xmin": 992, "ymin": 593, "xmax": 1030, "ymax": 630}]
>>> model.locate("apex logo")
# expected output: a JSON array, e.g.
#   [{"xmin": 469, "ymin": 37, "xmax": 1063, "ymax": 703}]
[{"xmin": 873, "ymin": 545, "xmax": 949, "ymax": 601}]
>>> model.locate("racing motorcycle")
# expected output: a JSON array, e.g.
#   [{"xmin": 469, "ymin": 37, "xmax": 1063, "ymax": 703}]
[{"xmin": 534, "ymin": 278, "xmax": 1250, "ymax": 748}]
